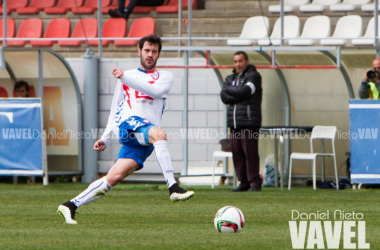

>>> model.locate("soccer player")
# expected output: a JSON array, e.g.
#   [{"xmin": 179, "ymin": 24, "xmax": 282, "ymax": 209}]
[{"xmin": 57, "ymin": 34, "xmax": 194, "ymax": 225}]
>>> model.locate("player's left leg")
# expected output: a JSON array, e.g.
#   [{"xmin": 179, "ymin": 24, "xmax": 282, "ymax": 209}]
[
  {"xmin": 148, "ymin": 127, "xmax": 195, "ymax": 202},
  {"xmin": 57, "ymin": 159, "xmax": 139, "ymax": 224}
]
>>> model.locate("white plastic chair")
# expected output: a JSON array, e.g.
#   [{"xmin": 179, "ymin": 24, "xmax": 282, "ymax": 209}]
[
  {"xmin": 258, "ymin": 16, "xmax": 300, "ymax": 46},
  {"xmin": 288, "ymin": 126, "xmax": 339, "ymax": 190},
  {"xmin": 320, "ymin": 15, "xmax": 362, "ymax": 46},
  {"xmin": 269, "ymin": 0, "xmax": 310, "ymax": 13},
  {"xmin": 227, "ymin": 16, "xmax": 269, "ymax": 46},
  {"xmin": 289, "ymin": 15, "xmax": 331, "ymax": 46},
  {"xmin": 211, "ymin": 151, "xmax": 233, "ymax": 189},
  {"xmin": 352, "ymin": 16, "xmax": 380, "ymax": 45},
  {"xmin": 362, "ymin": 3, "xmax": 380, "ymax": 11},
  {"xmin": 300, "ymin": 0, "xmax": 341, "ymax": 12},
  {"xmin": 330, "ymin": 0, "xmax": 371, "ymax": 12}
]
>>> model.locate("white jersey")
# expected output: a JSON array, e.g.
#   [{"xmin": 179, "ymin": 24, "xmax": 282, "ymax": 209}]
[{"xmin": 100, "ymin": 68, "xmax": 174, "ymax": 146}]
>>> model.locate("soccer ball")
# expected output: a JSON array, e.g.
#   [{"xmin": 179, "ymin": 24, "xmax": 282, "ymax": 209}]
[{"xmin": 214, "ymin": 206, "xmax": 245, "ymax": 233}]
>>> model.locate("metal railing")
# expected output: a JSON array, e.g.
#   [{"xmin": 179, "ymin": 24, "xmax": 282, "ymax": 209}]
[{"xmin": 2, "ymin": 0, "xmax": 380, "ymax": 58}]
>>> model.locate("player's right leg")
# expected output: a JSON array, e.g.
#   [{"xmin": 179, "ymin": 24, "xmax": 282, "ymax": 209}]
[
  {"xmin": 168, "ymin": 183, "xmax": 195, "ymax": 202},
  {"xmin": 148, "ymin": 127, "xmax": 195, "ymax": 202},
  {"xmin": 57, "ymin": 159, "xmax": 139, "ymax": 224}
]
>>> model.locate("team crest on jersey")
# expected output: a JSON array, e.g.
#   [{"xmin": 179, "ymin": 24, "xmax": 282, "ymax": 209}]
[{"xmin": 151, "ymin": 71, "xmax": 159, "ymax": 80}]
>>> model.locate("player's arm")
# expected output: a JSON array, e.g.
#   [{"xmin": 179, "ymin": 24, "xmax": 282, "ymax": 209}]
[
  {"xmin": 97, "ymin": 81, "xmax": 124, "ymax": 149},
  {"xmin": 113, "ymin": 68, "xmax": 173, "ymax": 98}
]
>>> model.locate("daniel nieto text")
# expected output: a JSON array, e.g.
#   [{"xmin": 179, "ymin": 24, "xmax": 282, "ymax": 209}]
[
  {"xmin": 292, "ymin": 210, "xmax": 364, "ymax": 220},
  {"xmin": 289, "ymin": 210, "xmax": 370, "ymax": 249}
]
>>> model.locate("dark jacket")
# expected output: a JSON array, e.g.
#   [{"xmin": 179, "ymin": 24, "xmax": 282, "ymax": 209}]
[
  {"xmin": 220, "ymin": 64, "xmax": 262, "ymax": 129},
  {"xmin": 358, "ymin": 81, "xmax": 380, "ymax": 99}
]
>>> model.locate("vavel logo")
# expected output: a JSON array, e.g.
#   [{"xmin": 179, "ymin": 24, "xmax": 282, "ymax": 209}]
[{"xmin": 289, "ymin": 210, "xmax": 370, "ymax": 249}]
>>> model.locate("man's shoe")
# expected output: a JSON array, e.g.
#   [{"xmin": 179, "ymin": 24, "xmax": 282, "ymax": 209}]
[
  {"xmin": 230, "ymin": 185, "xmax": 250, "ymax": 192},
  {"xmin": 169, "ymin": 183, "xmax": 195, "ymax": 202},
  {"xmin": 121, "ymin": 11, "xmax": 129, "ymax": 20},
  {"xmin": 248, "ymin": 186, "xmax": 261, "ymax": 192},
  {"xmin": 108, "ymin": 8, "xmax": 123, "ymax": 18},
  {"xmin": 57, "ymin": 201, "xmax": 78, "ymax": 225},
  {"xmin": 108, "ymin": 8, "xmax": 129, "ymax": 20}
]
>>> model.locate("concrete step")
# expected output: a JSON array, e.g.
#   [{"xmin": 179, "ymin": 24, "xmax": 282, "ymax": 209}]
[{"xmin": 179, "ymin": 166, "xmax": 236, "ymax": 187}]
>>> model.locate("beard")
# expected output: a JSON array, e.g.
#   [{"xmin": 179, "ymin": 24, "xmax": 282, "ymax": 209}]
[{"xmin": 140, "ymin": 56, "xmax": 157, "ymax": 70}]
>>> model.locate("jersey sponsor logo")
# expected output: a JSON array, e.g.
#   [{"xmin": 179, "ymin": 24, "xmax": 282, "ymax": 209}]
[
  {"xmin": 151, "ymin": 71, "xmax": 159, "ymax": 80},
  {"xmin": 126, "ymin": 117, "xmax": 145, "ymax": 130}
]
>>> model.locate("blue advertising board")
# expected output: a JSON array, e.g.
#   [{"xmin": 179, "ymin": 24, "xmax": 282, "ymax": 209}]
[
  {"xmin": 0, "ymin": 98, "xmax": 43, "ymax": 175},
  {"xmin": 349, "ymin": 99, "xmax": 380, "ymax": 184}
]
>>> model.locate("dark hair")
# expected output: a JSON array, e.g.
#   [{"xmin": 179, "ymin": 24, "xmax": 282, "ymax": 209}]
[
  {"xmin": 139, "ymin": 34, "xmax": 162, "ymax": 53},
  {"xmin": 14, "ymin": 80, "xmax": 29, "ymax": 92},
  {"xmin": 234, "ymin": 51, "xmax": 249, "ymax": 61}
]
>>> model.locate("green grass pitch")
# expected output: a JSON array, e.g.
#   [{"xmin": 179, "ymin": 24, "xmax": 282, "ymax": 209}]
[{"xmin": 0, "ymin": 183, "xmax": 379, "ymax": 250}]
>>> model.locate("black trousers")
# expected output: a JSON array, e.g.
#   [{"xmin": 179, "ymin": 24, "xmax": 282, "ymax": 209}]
[
  {"xmin": 118, "ymin": 0, "xmax": 164, "ymax": 11},
  {"xmin": 230, "ymin": 128, "xmax": 262, "ymax": 188}
]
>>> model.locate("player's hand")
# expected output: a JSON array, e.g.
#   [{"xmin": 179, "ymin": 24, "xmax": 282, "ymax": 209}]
[
  {"xmin": 112, "ymin": 68, "xmax": 124, "ymax": 79},
  {"xmin": 93, "ymin": 139, "xmax": 106, "ymax": 151}
]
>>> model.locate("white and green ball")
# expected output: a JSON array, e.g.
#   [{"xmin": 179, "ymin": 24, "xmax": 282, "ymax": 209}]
[{"xmin": 214, "ymin": 206, "xmax": 245, "ymax": 233}]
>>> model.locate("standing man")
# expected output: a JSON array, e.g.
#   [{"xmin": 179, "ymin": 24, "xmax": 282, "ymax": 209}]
[
  {"xmin": 220, "ymin": 51, "xmax": 262, "ymax": 192},
  {"xmin": 358, "ymin": 57, "xmax": 380, "ymax": 99},
  {"xmin": 58, "ymin": 34, "xmax": 194, "ymax": 225}
]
